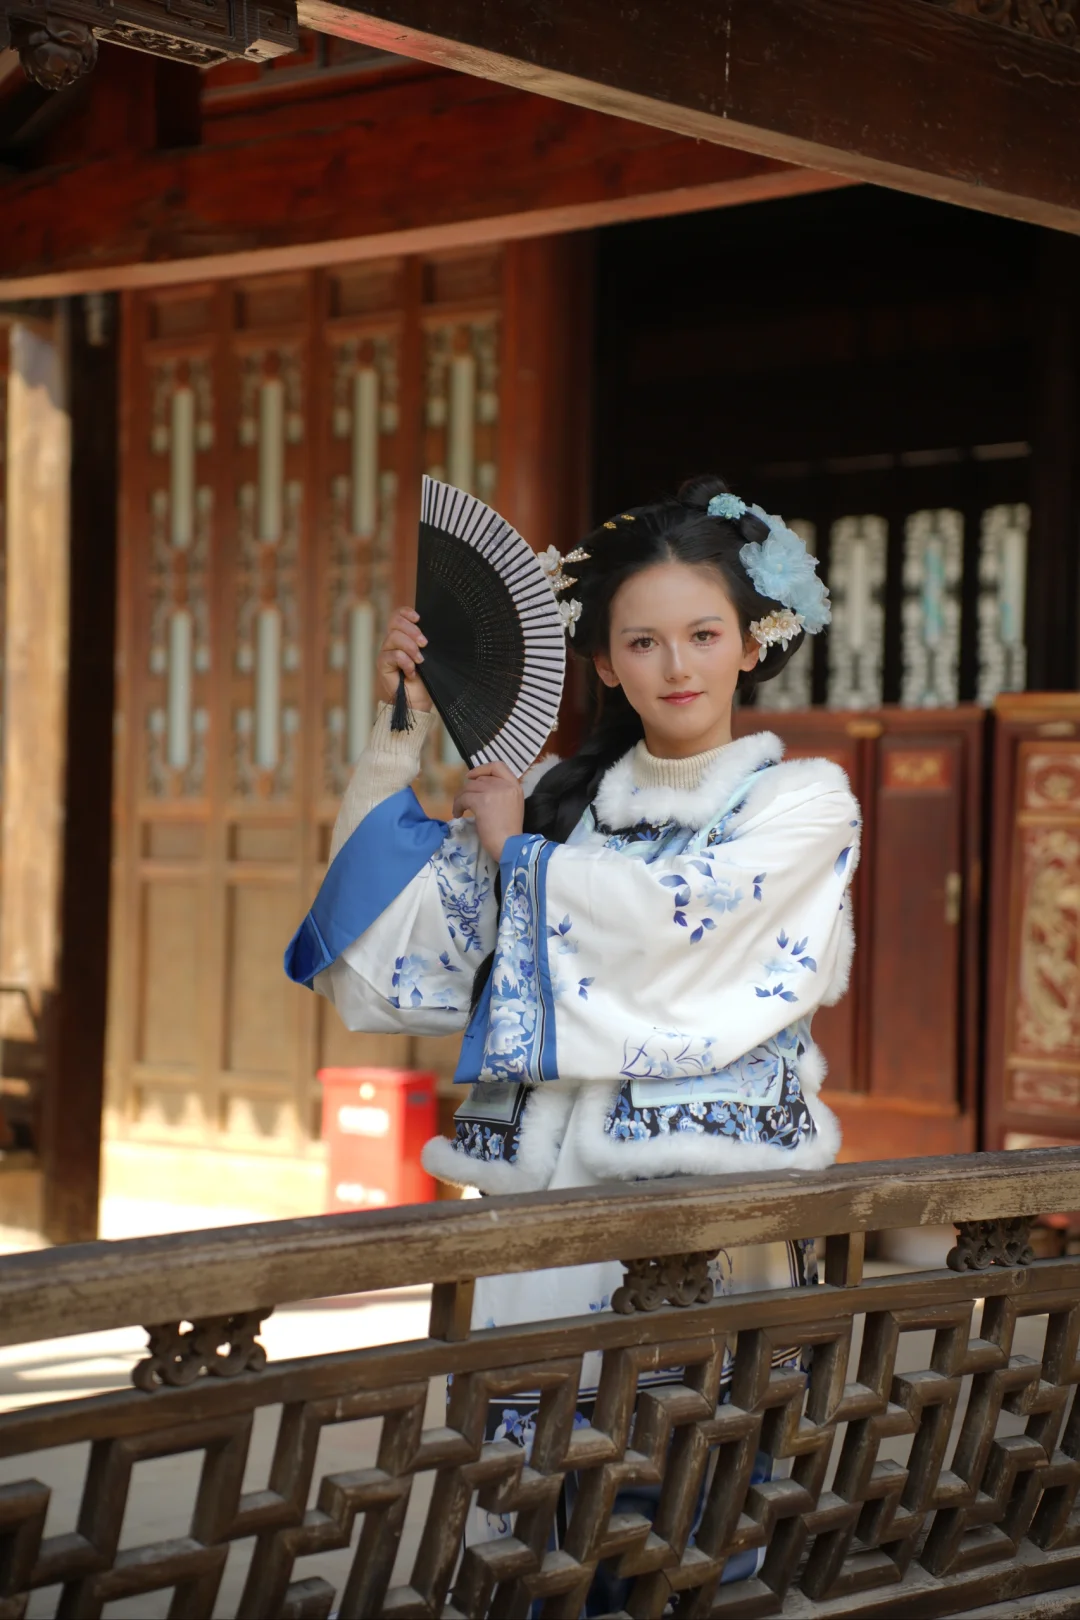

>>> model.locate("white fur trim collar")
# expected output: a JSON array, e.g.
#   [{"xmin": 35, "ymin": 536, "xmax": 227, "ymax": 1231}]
[
  {"xmin": 421, "ymin": 1083, "xmax": 572, "ymax": 1195},
  {"xmin": 592, "ymin": 730, "xmax": 783, "ymax": 831}
]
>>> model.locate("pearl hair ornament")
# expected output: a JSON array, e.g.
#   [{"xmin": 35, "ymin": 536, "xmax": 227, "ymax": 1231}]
[{"xmin": 538, "ymin": 545, "xmax": 589, "ymax": 636}]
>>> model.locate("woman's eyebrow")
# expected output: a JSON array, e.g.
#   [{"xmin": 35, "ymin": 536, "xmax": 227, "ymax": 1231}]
[{"xmin": 618, "ymin": 615, "xmax": 726, "ymax": 633}]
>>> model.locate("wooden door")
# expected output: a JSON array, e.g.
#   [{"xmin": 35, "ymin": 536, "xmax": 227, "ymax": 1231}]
[
  {"xmin": 985, "ymin": 694, "xmax": 1080, "ymax": 1152},
  {"xmin": 734, "ymin": 706, "xmax": 983, "ymax": 1161},
  {"xmin": 108, "ymin": 241, "xmax": 588, "ymax": 1209}
]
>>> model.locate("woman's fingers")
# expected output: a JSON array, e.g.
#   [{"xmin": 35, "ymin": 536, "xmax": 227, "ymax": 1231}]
[
  {"xmin": 454, "ymin": 770, "xmax": 523, "ymax": 820},
  {"xmin": 375, "ymin": 607, "xmax": 431, "ymax": 710},
  {"xmin": 382, "ymin": 628, "xmax": 424, "ymax": 660},
  {"xmin": 466, "ymin": 761, "xmax": 519, "ymax": 782}
]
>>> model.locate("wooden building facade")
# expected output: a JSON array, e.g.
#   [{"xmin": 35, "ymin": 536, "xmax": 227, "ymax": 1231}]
[
  {"xmin": 106, "ymin": 238, "xmax": 587, "ymax": 1217},
  {"xmin": 2, "ymin": 11, "xmax": 1080, "ymax": 1235}
]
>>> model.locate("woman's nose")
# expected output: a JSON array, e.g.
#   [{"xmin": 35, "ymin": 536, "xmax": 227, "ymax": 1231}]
[{"xmin": 663, "ymin": 644, "xmax": 688, "ymax": 681}]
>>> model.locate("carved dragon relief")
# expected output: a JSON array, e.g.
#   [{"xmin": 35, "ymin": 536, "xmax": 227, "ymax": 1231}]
[
  {"xmin": 928, "ymin": 0, "xmax": 1080, "ymax": 50},
  {"xmin": 0, "ymin": 0, "xmax": 298, "ymax": 88}
]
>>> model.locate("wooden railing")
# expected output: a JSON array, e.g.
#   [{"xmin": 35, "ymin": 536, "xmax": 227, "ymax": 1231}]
[{"xmin": 3, "ymin": 1148, "xmax": 1080, "ymax": 1616}]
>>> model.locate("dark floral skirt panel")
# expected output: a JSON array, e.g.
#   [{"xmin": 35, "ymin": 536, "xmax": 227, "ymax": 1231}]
[
  {"xmin": 604, "ymin": 1065, "xmax": 817, "ymax": 1153},
  {"xmin": 451, "ymin": 1080, "xmax": 530, "ymax": 1165}
]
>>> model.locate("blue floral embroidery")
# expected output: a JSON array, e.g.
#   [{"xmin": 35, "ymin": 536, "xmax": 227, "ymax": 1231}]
[
  {"xmin": 450, "ymin": 1082, "xmax": 528, "ymax": 1165},
  {"xmin": 753, "ymin": 873, "xmax": 766, "ymax": 901},
  {"xmin": 659, "ymin": 856, "xmax": 746, "ymax": 944},
  {"xmin": 547, "ymin": 914, "xmax": 578, "ymax": 957},
  {"xmin": 479, "ymin": 837, "xmax": 556, "ymax": 1082},
  {"xmin": 546, "ymin": 914, "xmax": 595, "ymax": 1002},
  {"xmin": 605, "ymin": 1067, "xmax": 816, "ymax": 1153},
  {"xmin": 388, "ymin": 951, "xmax": 462, "ymax": 1010},
  {"xmin": 754, "ymin": 931, "xmax": 817, "ymax": 1002},
  {"xmin": 432, "ymin": 831, "xmax": 493, "ymax": 954},
  {"xmin": 622, "ymin": 1030, "xmax": 722, "ymax": 1081},
  {"xmin": 834, "ymin": 846, "xmax": 852, "ymax": 876},
  {"xmin": 599, "ymin": 821, "xmax": 687, "ymax": 861}
]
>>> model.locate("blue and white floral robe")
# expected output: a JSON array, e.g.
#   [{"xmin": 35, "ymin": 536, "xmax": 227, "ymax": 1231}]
[
  {"xmin": 285, "ymin": 723, "xmax": 859, "ymax": 1557},
  {"xmin": 287, "ymin": 726, "xmax": 857, "ymax": 1190}
]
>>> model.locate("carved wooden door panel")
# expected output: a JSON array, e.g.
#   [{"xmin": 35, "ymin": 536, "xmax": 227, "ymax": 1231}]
[
  {"xmin": 108, "ymin": 244, "xmax": 585, "ymax": 1209},
  {"xmin": 734, "ymin": 706, "xmax": 982, "ymax": 1161},
  {"xmin": 985, "ymin": 694, "xmax": 1080, "ymax": 1151},
  {"xmin": 868, "ymin": 731, "xmax": 965, "ymax": 1108}
]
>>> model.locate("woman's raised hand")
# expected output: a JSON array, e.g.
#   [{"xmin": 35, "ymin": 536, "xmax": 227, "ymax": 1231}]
[
  {"xmin": 453, "ymin": 761, "xmax": 525, "ymax": 864},
  {"xmin": 376, "ymin": 607, "xmax": 432, "ymax": 712}
]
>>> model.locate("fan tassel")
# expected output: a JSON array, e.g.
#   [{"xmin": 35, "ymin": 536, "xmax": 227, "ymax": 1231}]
[{"xmin": 390, "ymin": 670, "xmax": 414, "ymax": 733}]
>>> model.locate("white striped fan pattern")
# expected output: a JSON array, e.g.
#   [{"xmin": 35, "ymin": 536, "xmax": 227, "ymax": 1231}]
[{"xmin": 414, "ymin": 476, "xmax": 566, "ymax": 775}]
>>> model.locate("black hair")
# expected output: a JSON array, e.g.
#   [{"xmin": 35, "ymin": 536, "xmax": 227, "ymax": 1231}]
[
  {"xmin": 523, "ymin": 473, "xmax": 803, "ymax": 843},
  {"xmin": 468, "ymin": 474, "xmax": 804, "ymax": 1014}
]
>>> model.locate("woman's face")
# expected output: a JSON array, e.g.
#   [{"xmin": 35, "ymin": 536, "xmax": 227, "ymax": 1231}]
[{"xmin": 593, "ymin": 560, "xmax": 760, "ymax": 758}]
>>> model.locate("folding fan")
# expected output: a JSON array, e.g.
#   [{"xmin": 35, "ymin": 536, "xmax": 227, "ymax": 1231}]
[{"xmin": 394, "ymin": 476, "xmax": 566, "ymax": 776}]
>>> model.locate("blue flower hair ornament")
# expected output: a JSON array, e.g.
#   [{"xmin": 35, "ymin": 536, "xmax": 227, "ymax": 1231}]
[
  {"xmin": 741, "ymin": 504, "xmax": 831, "ymax": 633},
  {"xmin": 708, "ymin": 491, "xmax": 830, "ymax": 661}
]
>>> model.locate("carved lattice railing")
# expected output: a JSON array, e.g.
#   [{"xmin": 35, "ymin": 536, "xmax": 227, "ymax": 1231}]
[{"xmin": 2, "ymin": 1149, "xmax": 1080, "ymax": 1616}]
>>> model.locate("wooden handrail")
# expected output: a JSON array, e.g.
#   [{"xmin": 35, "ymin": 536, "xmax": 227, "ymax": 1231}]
[{"xmin": 0, "ymin": 1147, "xmax": 1076, "ymax": 1348}]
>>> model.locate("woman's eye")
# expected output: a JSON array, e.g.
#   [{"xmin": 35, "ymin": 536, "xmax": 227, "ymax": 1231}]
[
  {"xmin": 629, "ymin": 636, "xmax": 655, "ymax": 651},
  {"xmin": 693, "ymin": 630, "xmax": 718, "ymax": 644}
]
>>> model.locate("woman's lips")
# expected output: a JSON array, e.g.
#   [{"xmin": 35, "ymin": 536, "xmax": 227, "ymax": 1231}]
[{"xmin": 660, "ymin": 691, "xmax": 702, "ymax": 705}]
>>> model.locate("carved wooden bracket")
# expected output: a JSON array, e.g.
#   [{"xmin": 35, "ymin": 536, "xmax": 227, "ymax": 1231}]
[
  {"xmin": 133, "ymin": 1309, "xmax": 272, "ymax": 1390},
  {"xmin": 947, "ymin": 1217, "xmax": 1036, "ymax": 1271},
  {"xmin": 612, "ymin": 1252, "xmax": 715, "ymax": 1314},
  {"xmin": 0, "ymin": 0, "xmax": 298, "ymax": 89},
  {"xmin": 927, "ymin": 0, "xmax": 1079, "ymax": 51}
]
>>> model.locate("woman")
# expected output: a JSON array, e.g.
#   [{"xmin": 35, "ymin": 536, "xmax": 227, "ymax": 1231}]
[{"xmin": 285, "ymin": 474, "xmax": 859, "ymax": 1565}]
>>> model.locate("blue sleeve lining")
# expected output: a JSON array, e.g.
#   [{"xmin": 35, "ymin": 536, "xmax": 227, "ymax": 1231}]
[{"xmin": 284, "ymin": 787, "xmax": 447, "ymax": 989}]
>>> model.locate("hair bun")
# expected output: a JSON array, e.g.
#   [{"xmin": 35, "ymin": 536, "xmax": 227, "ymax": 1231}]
[{"xmin": 676, "ymin": 474, "xmax": 733, "ymax": 513}]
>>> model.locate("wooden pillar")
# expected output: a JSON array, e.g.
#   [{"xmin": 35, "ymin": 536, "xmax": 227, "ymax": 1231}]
[
  {"xmin": 2, "ymin": 297, "xmax": 118, "ymax": 1242},
  {"xmin": 499, "ymin": 234, "xmax": 594, "ymax": 753},
  {"xmin": 3, "ymin": 314, "xmax": 71, "ymax": 1190}
]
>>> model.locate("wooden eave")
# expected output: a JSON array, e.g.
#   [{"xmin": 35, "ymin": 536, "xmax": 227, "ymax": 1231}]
[
  {"xmin": 0, "ymin": 49, "xmax": 841, "ymax": 297},
  {"xmin": 300, "ymin": 0, "xmax": 1080, "ymax": 232}
]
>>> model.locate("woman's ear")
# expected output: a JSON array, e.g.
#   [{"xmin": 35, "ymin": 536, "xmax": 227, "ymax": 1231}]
[
  {"xmin": 593, "ymin": 650, "xmax": 620, "ymax": 689},
  {"xmin": 740, "ymin": 635, "xmax": 763, "ymax": 676}
]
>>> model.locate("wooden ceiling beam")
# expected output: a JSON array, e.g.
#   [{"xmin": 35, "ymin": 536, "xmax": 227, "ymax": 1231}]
[
  {"xmin": 0, "ymin": 67, "xmax": 842, "ymax": 296},
  {"xmin": 300, "ymin": 0, "xmax": 1080, "ymax": 232}
]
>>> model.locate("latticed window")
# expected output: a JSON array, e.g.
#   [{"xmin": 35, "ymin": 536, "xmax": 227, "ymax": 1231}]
[{"xmin": 755, "ymin": 448, "xmax": 1030, "ymax": 712}]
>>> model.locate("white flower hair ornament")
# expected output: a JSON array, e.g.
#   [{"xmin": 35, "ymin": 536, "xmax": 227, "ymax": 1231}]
[
  {"xmin": 733, "ymin": 503, "xmax": 832, "ymax": 663},
  {"xmin": 538, "ymin": 544, "xmax": 589, "ymax": 637}
]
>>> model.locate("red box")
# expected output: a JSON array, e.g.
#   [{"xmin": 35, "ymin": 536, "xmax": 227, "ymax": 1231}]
[{"xmin": 317, "ymin": 1067, "xmax": 437, "ymax": 1212}]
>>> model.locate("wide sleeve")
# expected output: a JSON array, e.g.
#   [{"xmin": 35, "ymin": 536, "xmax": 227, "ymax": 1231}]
[
  {"xmin": 283, "ymin": 706, "xmax": 499, "ymax": 1034},
  {"xmin": 465, "ymin": 779, "xmax": 860, "ymax": 1084}
]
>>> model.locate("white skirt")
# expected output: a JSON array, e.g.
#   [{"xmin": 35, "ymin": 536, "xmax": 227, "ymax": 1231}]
[{"xmin": 464, "ymin": 1088, "xmax": 814, "ymax": 1570}]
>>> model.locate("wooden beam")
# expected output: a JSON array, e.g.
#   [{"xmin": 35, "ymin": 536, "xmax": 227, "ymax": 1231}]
[
  {"xmin": 0, "ymin": 1146, "xmax": 1076, "ymax": 1344},
  {"xmin": 0, "ymin": 67, "xmax": 842, "ymax": 296},
  {"xmin": 300, "ymin": 0, "xmax": 1080, "ymax": 232}
]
